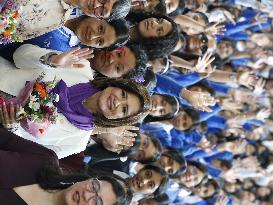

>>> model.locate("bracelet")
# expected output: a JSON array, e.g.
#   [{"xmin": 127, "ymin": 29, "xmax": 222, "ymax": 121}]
[{"xmin": 40, "ymin": 52, "xmax": 58, "ymax": 68}]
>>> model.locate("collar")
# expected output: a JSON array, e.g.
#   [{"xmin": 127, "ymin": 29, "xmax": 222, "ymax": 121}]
[{"xmin": 60, "ymin": 26, "xmax": 81, "ymax": 47}]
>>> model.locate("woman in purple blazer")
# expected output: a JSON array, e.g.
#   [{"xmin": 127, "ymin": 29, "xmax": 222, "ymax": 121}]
[{"xmin": 0, "ymin": 128, "xmax": 128, "ymax": 205}]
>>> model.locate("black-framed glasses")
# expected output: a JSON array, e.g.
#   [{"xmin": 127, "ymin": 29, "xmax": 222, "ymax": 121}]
[
  {"xmin": 88, "ymin": 178, "xmax": 103, "ymax": 205},
  {"xmin": 199, "ymin": 33, "xmax": 208, "ymax": 54}
]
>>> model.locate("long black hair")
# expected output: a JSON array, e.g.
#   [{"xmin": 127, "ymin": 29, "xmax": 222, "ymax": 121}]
[
  {"xmin": 144, "ymin": 93, "xmax": 180, "ymax": 123},
  {"xmin": 162, "ymin": 149, "xmax": 187, "ymax": 178},
  {"xmin": 36, "ymin": 165, "xmax": 128, "ymax": 205},
  {"xmin": 127, "ymin": 12, "xmax": 179, "ymax": 60}
]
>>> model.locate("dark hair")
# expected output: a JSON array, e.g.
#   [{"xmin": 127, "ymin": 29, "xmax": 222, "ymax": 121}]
[
  {"xmin": 144, "ymin": 93, "xmax": 179, "ymax": 124},
  {"xmin": 147, "ymin": 133, "xmax": 164, "ymax": 162},
  {"xmin": 159, "ymin": 56, "xmax": 170, "ymax": 74},
  {"xmin": 139, "ymin": 193, "xmax": 169, "ymax": 205},
  {"xmin": 91, "ymin": 77, "xmax": 151, "ymax": 127},
  {"xmin": 191, "ymin": 11, "xmax": 209, "ymax": 25},
  {"xmin": 186, "ymin": 160, "xmax": 208, "ymax": 187},
  {"xmin": 188, "ymin": 81, "xmax": 215, "ymax": 96},
  {"xmin": 153, "ymin": 0, "xmax": 167, "ymax": 14},
  {"xmin": 127, "ymin": 13, "xmax": 179, "ymax": 60},
  {"xmin": 139, "ymin": 164, "xmax": 169, "ymax": 196},
  {"xmin": 173, "ymin": 32, "xmax": 187, "ymax": 52},
  {"xmin": 178, "ymin": 108, "xmax": 200, "ymax": 131},
  {"xmin": 123, "ymin": 44, "xmax": 148, "ymax": 80},
  {"xmin": 195, "ymin": 179, "xmax": 220, "ymax": 200},
  {"xmin": 36, "ymin": 166, "xmax": 127, "ymax": 205},
  {"xmin": 216, "ymin": 38, "xmax": 236, "ymax": 60},
  {"xmin": 122, "ymin": 132, "xmax": 163, "ymax": 163},
  {"xmin": 162, "ymin": 149, "xmax": 187, "ymax": 178},
  {"xmin": 256, "ymin": 187, "xmax": 272, "ymax": 202},
  {"xmin": 142, "ymin": 68, "xmax": 157, "ymax": 93},
  {"xmin": 168, "ymin": 0, "xmax": 185, "ymax": 16},
  {"xmin": 130, "ymin": 0, "xmax": 166, "ymax": 14},
  {"xmin": 108, "ymin": 0, "xmax": 131, "ymax": 21},
  {"xmin": 106, "ymin": 18, "xmax": 130, "ymax": 50}
]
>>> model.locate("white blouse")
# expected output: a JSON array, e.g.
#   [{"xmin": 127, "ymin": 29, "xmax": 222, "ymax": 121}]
[{"xmin": 0, "ymin": 45, "xmax": 95, "ymax": 159}]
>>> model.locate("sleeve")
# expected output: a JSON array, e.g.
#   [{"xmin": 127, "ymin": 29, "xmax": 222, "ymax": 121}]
[
  {"xmin": 206, "ymin": 116, "xmax": 228, "ymax": 130},
  {"xmin": 197, "ymin": 104, "xmax": 222, "ymax": 122},
  {"xmin": 223, "ymin": 19, "xmax": 254, "ymax": 37},
  {"xmin": 231, "ymin": 58, "xmax": 251, "ymax": 67},
  {"xmin": 0, "ymin": 128, "xmax": 58, "ymax": 188},
  {"xmin": 206, "ymin": 164, "xmax": 222, "ymax": 177},
  {"xmin": 154, "ymin": 73, "xmax": 190, "ymax": 106},
  {"xmin": 204, "ymin": 151, "xmax": 233, "ymax": 163},
  {"xmin": 166, "ymin": 71, "xmax": 202, "ymax": 87},
  {"xmin": 13, "ymin": 44, "xmax": 61, "ymax": 70},
  {"xmin": 206, "ymin": 81, "xmax": 230, "ymax": 96}
]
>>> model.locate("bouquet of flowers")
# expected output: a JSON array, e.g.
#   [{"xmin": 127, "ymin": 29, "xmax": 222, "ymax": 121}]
[
  {"xmin": 17, "ymin": 73, "xmax": 59, "ymax": 137},
  {"xmin": 0, "ymin": 0, "xmax": 22, "ymax": 44}
]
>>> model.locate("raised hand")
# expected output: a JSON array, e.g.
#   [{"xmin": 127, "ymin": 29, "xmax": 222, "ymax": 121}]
[
  {"xmin": 194, "ymin": 52, "xmax": 215, "ymax": 74},
  {"xmin": 100, "ymin": 133, "xmax": 136, "ymax": 153},
  {"xmin": 181, "ymin": 88, "xmax": 217, "ymax": 112},
  {"xmin": 256, "ymin": 108, "xmax": 271, "ymax": 121},
  {"xmin": 253, "ymin": 78, "xmax": 266, "ymax": 95},
  {"xmin": 237, "ymin": 71, "xmax": 257, "ymax": 89},
  {"xmin": 215, "ymin": 195, "xmax": 229, "ymax": 205},
  {"xmin": 205, "ymin": 22, "xmax": 226, "ymax": 35},
  {"xmin": 106, "ymin": 125, "xmax": 139, "ymax": 137},
  {"xmin": 253, "ymin": 13, "xmax": 268, "ymax": 25},
  {"xmin": 50, "ymin": 47, "xmax": 94, "ymax": 68}
]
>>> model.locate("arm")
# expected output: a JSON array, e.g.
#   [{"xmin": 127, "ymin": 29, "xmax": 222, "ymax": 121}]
[
  {"xmin": 13, "ymin": 44, "xmax": 61, "ymax": 70},
  {"xmin": 172, "ymin": 15, "xmax": 205, "ymax": 34},
  {"xmin": 13, "ymin": 44, "xmax": 93, "ymax": 70}
]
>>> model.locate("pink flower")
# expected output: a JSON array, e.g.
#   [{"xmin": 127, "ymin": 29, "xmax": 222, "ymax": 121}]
[
  {"xmin": 0, "ymin": 97, "xmax": 6, "ymax": 104},
  {"xmin": 42, "ymin": 106, "xmax": 54, "ymax": 114}
]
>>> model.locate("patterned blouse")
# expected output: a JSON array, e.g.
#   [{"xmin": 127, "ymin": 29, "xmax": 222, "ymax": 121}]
[{"xmin": 17, "ymin": 0, "xmax": 73, "ymax": 40}]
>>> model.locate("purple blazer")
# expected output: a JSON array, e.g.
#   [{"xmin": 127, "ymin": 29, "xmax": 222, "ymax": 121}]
[{"xmin": 0, "ymin": 128, "xmax": 58, "ymax": 205}]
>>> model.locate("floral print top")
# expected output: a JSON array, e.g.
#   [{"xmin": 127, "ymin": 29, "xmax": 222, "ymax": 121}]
[{"xmin": 16, "ymin": 0, "xmax": 73, "ymax": 40}]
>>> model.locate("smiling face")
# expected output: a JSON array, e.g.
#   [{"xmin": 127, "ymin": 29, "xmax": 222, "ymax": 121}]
[
  {"xmin": 97, "ymin": 87, "xmax": 141, "ymax": 119},
  {"xmin": 157, "ymin": 155, "xmax": 181, "ymax": 176},
  {"xmin": 76, "ymin": 0, "xmax": 118, "ymax": 18},
  {"xmin": 75, "ymin": 17, "xmax": 116, "ymax": 48},
  {"xmin": 186, "ymin": 33, "xmax": 211, "ymax": 55},
  {"xmin": 131, "ymin": 133, "xmax": 157, "ymax": 161},
  {"xmin": 132, "ymin": 0, "xmax": 160, "ymax": 12},
  {"xmin": 138, "ymin": 17, "xmax": 172, "ymax": 38},
  {"xmin": 150, "ymin": 94, "xmax": 173, "ymax": 117},
  {"xmin": 179, "ymin": 165, "xmax": 204, "ymax": 188},
  {"xmin": 91, "ymin": 47, "xmax": 136, "ymax": 77},
  {"xmin": 216, "ymin": 41, "xmax": 234, "ymax": 59},
  {"xmin": 64, "ymin": 179, "xmax": 117, "ymax": 205},
  {"xmin": 172, "ymin": 111, "xmax": 193, "ymax": 131},
  {"xmin": 129, "ymin": 169, "xmax": 163, "ymax": 195}
]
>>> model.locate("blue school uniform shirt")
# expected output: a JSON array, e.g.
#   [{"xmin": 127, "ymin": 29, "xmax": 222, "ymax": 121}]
[
  {"xmin": 206, "ymin": 81, "xmax": 230, "ymax": 96},
  {"xmin": 154, "ymin": 73, "xmax": 190, "ymax": 106},
  {"xmin": 165, "ymin": 70, "xmax": 202, "ymax": 87},
  {"xmin": 24, "ymin": 27, "xmax": 80, "ymax": 52},
  {"xmin": 206, "ymin": 115, "xmax": 228, "ymax": 131}
]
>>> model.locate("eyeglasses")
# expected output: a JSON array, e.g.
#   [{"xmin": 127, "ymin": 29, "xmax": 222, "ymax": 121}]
[
  {"xmin": 93, "ymin": 0, "xmax": 109, "ymax": 18},
  {"xmin": 199, "ymin": 33, "xmax": 208, "ymax": 54},
  {"xmin": 88, "ymin": 178, "xmax": 103, "ymax": 205}
]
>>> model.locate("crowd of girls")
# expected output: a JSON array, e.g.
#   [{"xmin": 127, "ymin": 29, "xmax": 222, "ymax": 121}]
[{"xmin": 0, "ymin": 0, "xmax": 273, "ymax": 204}]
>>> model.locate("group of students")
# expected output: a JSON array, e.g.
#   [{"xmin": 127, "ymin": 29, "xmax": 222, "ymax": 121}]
[{"xmin": 0, "ymin": 0, "xmax": 273, "ymax": 204}]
